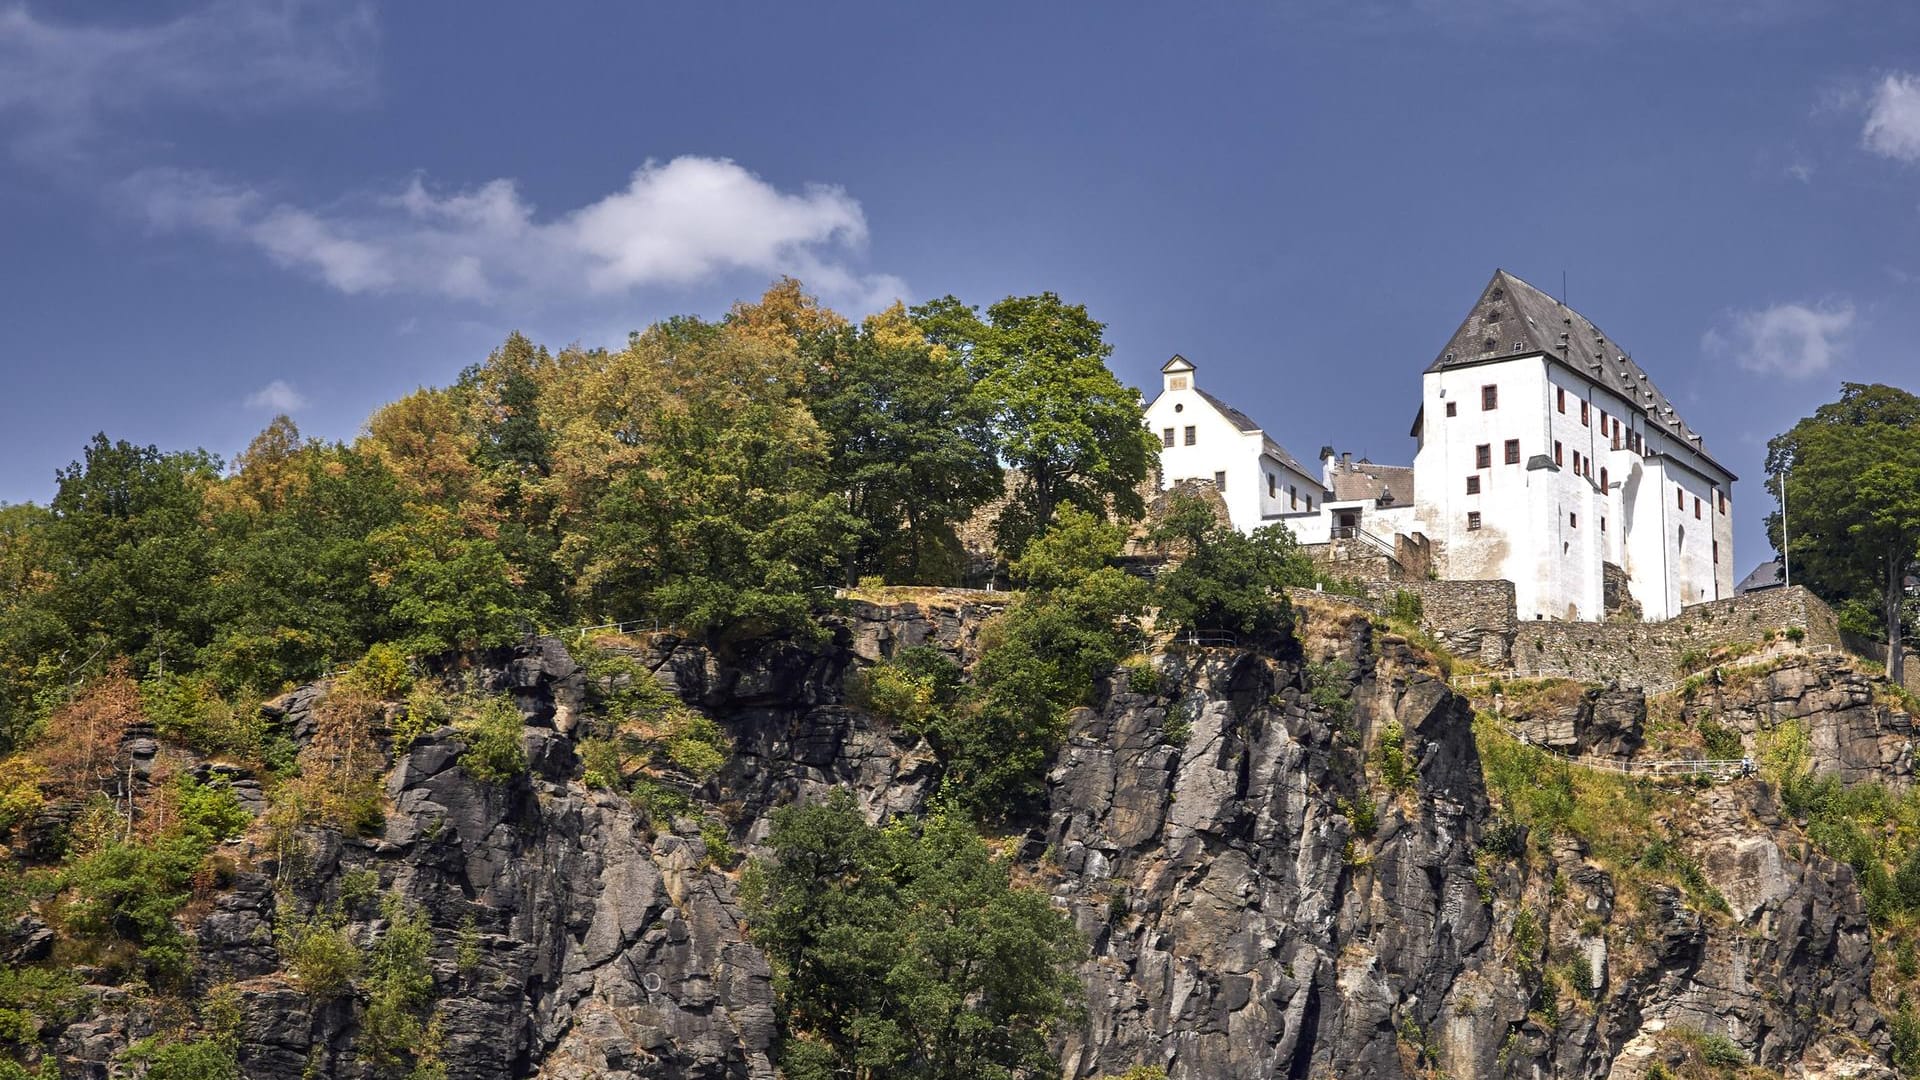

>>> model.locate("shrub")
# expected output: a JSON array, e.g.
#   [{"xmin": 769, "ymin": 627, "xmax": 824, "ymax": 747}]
[
  {"xmin": 1122, "ymin": 657, "xmax": 1160, "ymax": 695},
  {"xmin": 276, "ymin": 908, "xmax": 360, "ymax": 999},
  {"xmin": 742, "ymin": 791, "xmax": 1082, "ymax": 1080},
  {"xmin": 361, "ymin": 894, "xmax": 437, "ymax": 1068},
  {"xmin": 170, "ymin": 776, "xmax": 251, "ymax": 844},
  {"xmin": 1375, "ymin": 720, "xmax": 1415, "ymax": 792},
  {"xmin": 455, "ymin": 696, "xmax": 527, "ymax": 785},
  {"xmin": 140, "ymin": 673, "xmax": 273, "ymax": 765},
  {"xmin": 1388, "ymin": 589, "xmax": 1424, "ymax": 624},
  {"xmin": 1697, "ymin": 1032, "xmax": 1747, "ymax": 1067},
  {"xmin": 338, "ymin": 643, "xmax": 413, "ymax": 700},
  {"xmin": 1697, "ymin": 719, "xmax": 1743, "ymax": 761},
  {"xmin": 392, "ymin": 682, "xmax": 455, "ymax": 752},
  {"xmin": 700, "ymin": 819, "xmax": 738, "ymax": 869},
  {"xmin": 1307, "ymin": 659, "xmax": 1355, "ymax": 727},
  {"xmin": 1784, "ymin": 625, "xmax": 1806, "ymax": 643}
]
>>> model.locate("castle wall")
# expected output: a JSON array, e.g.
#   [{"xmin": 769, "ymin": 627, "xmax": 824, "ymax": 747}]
[{"xmin": 1508, "ymin": 585, "xmax": 1841, "ymax": 688}]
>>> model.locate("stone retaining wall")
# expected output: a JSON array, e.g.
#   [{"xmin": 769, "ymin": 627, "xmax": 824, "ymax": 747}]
[
  {"xmin": 1509, "ymin": 586, "xmax": 1842, "ymax": 688},
  {"xmin": 1360, "ymin": 579, "xmax": 1519, "ymax": 665}
]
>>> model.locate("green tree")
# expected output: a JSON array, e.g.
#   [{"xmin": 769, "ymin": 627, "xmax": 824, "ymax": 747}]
[
  {"xmin": 939, "ymin": 509, "xmax": 1149, "ymax": 812},
  {"xmin": 1767, "ymin": 383, "xmax": 1920, "ymax": 685},
  {"xmin": 742, "ymin": 790, "xmax": 1083, "ymax": 1080},
  {"xmin": 43, "ymin": 435, "xmax": 222, "ymax": 675},
  {"xmin": 803, "ymin": 307, "xmax": 1001, "ymax": 584},
  {"xmin": 1148, "ymin": 491, "xmax": 1312, "ymax": 641},
  {"xmin": 911, "ymin": 294, "xmax": 1156, "ymax": 556},
  {"xmin": 574, "ymin": 317, "xmax": 855, "ymax": 640}
]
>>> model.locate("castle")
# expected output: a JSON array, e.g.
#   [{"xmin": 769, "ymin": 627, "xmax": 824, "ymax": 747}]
[{"xmin": 1142, "ymin": 269, "xmax": 1736, "ymax": 623}]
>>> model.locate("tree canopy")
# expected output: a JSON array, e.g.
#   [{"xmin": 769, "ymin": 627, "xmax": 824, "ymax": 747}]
[
  {"xmin": 910, "ymin": 292, "xmax": 1158, "ymax": 556},
  {"xmin": 0, "ymin": 279, "xmax": 1159, "ymax": 750},
  {"xmin": 742, "ymin": 789, "xmax": 1083, "ymax": 1080},
  {"xmin": 1767, "ymin": 383, "xmax": 1920, "ymax": 686}
]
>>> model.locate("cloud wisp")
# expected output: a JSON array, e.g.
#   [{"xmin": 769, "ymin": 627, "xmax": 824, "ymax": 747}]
[
  {"xmin": 125, "ymin": 156, "xmax": 909, "ymax": 311},
  {"xmin": 0, "ymin": 0, "xmax": 376, "ymax": 158},
  {"xmin": 245, "ymin": 379, "xmax": 308, "ymax": 413},
  {"xmin": 1702, "ymin": 300, "xmax": 1855, "ymax": 379},
  {"xmin": 1863, "ymin": 72, "xmax": 1920, "ymax": 164}
]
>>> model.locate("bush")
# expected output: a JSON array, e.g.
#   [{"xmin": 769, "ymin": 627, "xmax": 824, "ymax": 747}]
[
  {"xmin": 276, "ymin": 908, "xmax": 360, "ymax": 999},
  {"xmin": 1122, "ymin": 657, "xmax": 1160, "ymax": 695},
  {"xmin": 742, "ymin": 791, "xmax": 1083, "ymax": 1080},
  {"xmin": 1388, "ymin": 589, "xmax": 1424, "ymax": 624},
  {"xmin": 361, "ymin": 894, "xmax": 437, "ymax": 1069},
  {"xmin": 1147, "ymin": 493, "xmax": 1311, "ymax": 641},
  {"xmin": 338, "ymin": 643, "xmax": 413, "ymax": 700},
  {"xmin": 1697, "ymin": 1031, "xmax": 1748, "ymax": 1067},
  {"xmin": 455, "ymin": 696, "xmax": 527, "ymax": 785},
  {"xmin": 1375, "ymin": 720, "xmax": 1415, "ymax": 792},
  {"xmin": 1697, "ymin": 719, "xmax": 1743, "ymax": 761},
  {"xmin": 1785, "ymin": 625, "xmax": 1806, "ymax": 643},
  {"xmin": 700, "ymin": 819, "xmax": 738, "ymax": 869}
]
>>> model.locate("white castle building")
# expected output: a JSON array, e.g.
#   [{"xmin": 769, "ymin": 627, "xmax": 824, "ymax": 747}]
[
  {"xmin": 1141, "ymin": 354, "xmax": 1325, "ymax": 534},
  {"xmin": 1146, "ymin": 269, "xmax": 1736, "ymax": 623}
]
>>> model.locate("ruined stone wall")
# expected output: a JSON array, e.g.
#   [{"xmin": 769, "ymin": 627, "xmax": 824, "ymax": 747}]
[
  {"xmin": 1360, "ymin": 578, "xmax": 1519, "ymax": 665},
  {"xmin": 1509, "ymin": 585, "xmax": 1842, "ymax": 687}
]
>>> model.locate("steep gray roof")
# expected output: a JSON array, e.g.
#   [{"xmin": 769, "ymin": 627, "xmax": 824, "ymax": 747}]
[
  {"xmin": 1736, "ymin": 559, "xmax": 1786, "ymax": 595},
  {"xmin": 1190, "ymin": 386, "xmax": 1317, "ymax": 479},
  {"xmin": 1429, "ymin": 270, "xmax": 1723, "ymax": 470}
]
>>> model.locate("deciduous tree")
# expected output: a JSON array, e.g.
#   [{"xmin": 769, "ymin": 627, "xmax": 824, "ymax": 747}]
[
  {"xmin": 1766, "ymin": 382, "xmax": 1920, "ymax": 685},
  {"xmin": 910, "ymin": 293, "xmax": 1156, "ymax": 556}
]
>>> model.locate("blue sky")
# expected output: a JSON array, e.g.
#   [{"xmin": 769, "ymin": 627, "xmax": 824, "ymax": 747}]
[{"xmin": 4, "ymin": 1, "xmax": 1920, "ymax": 572}]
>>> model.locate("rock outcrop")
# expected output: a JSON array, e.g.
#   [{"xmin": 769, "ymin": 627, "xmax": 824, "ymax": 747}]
[{"xmin": 21, "ymin": 601, "xmax": 1906, "ymax": 1078}]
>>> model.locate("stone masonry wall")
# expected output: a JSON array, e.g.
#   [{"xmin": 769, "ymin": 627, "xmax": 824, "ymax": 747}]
[
  {"xmin": 1361, "ymin": 578, "xmax": 1519, "ymax": 665},
  {"xmin": 1509, "ymin": 586, "xmax": 1843, "ymax": 688}
]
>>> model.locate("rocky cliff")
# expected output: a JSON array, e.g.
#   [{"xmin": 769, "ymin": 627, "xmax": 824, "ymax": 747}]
[{"xmin": 12, "ymin": 598, "xmax": 1908, "ymax": 1079}]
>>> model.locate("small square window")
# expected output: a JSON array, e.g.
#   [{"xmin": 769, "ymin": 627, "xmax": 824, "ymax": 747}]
[
  {"xmin": 1504, "ymin": 439, "xmax": 1520, "ymax": 464},
  {"xmin": 1718, "ymin": 491, "xmax": 1727, "ymax": 514},
  {"xmin": 1600, "ymin": 467, "xmax": 1609, "ymax": 490},
  {"xmin": 1677, "ymin": 486, "xmax": 1685, "ymax": 510},
  {"xmin": 1569, "ymin": 512, "xmax": 1577, "ymax": 528},
  {"xmin": 1694, "ymin": 496, "xmax": 1701, "ymax": 519},
  {"xmin": 1466, "ymin": 475, "xmax": 1480, "ymax": 494},
  {"xmin": 1184, "ymin": 426, "xmax": 1196, "ymax": 446},
  {"xmin": 1445, "ymin": 401, "xmax": 1457, "ymax": 417},
  {"xmin": 1713, "ymin": 539, "xmax": 1720, "ymax": 563},
  {"xmin": 1161, "ymin": 428, "xmax": 1175, "ymax": 448},
  {"xmin": 1475, "ymin": 443, "xmax": 1491, "ymax": 469},
  {"xmin": 1267, "ymin": 473, "xmax": 1276, "ymax": 497},
  {"xmin": 1214, "ymin": 470, "xmax": 1226, "ymax": 489},
  {"xmin": 1554, "ymin": 441, "xmax": 1563, "ymax": 466},
  {"xmin": 1573, "ymin": 450, "xmax": 1582, "ymax": 474},
  {"xmin": 1467, "ymin": 511, "xmax": 1482, "ymax": 531},
  {"xmin": 1556, "ymin": 388, "xmax": 1566, "ymax": 413},
  {"xmin": 1581, "ymin": 401, "xmax": 1590, "ymax": 426},
  {"xmin": 1482, "ymin": 384, "xmax": 1498, "ymax": 410},
  {"xmin": 1600, "ymin": 517, "xmax": 1607, "ymax": 533}
]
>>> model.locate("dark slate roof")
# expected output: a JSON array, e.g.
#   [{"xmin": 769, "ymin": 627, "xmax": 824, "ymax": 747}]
[
  {"xmin": 1191, "ymin": 387, "xmax": 1316, "ymax": 479},
  {"xmin": 1429, "ymin": 270, "xmax": 1723, "ymax": 470},
  {"xmin": 1736, "ymin": 559, "xmax": 1786, "ymax": 595},
  {"xmin": 1328, "ymin": 458, "xmax": 1414, "ymax": 506}
]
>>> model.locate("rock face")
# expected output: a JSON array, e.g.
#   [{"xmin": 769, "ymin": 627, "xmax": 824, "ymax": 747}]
[
  {"xmin": 1507, "ymin": 684, "xmax": 1649, "ymax": 758},
  {"xmin": 1675, "ymin": 655, "xmax": 1915, "ymax": 786},
  {"xmin": 29, "ymin": 603, "xmax": 1904, "ymax": 1079}
]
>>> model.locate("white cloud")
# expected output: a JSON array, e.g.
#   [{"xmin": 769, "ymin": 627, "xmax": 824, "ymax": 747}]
[
  {"xmin": 124, "ymin": 156, "xmax": 909, "ymax": 310},
  {"xmin": 1863, "ymin": 72, "xmax": 1920, "ymax": 164},
  {"xmin": 0, "ymin": 0, "xmax": 375, "ymax": 156},
  {"xmin": 246, "ymin": 379, "xmax": 308, "ymax": 413},
  {"xmin": 1702, "ymin": 300, "xmax": 1854, "ymax": 379}
]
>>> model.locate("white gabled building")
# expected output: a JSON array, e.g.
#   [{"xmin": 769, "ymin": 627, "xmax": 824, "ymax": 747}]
[
  {"xmin": 1410, "ymin": 270, "xmax": 1736, "ymax": 622},
  {"xmin": 1142, "ymin": 355, "xmax": 1325, "ymax": 535}
]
